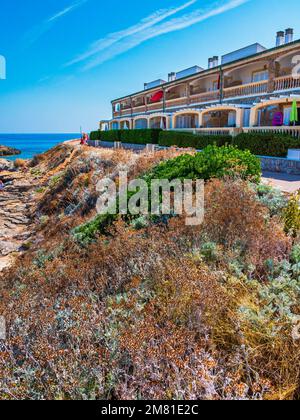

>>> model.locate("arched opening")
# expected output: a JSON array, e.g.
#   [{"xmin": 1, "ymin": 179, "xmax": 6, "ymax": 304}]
[
  {"xmin": 202, "ymin": 109, "xmax": 237, "ymax": 128},
  {"xmin": 224, "ymin": 61, "xmax": 269, "ymax": 88},
  {"xmin": 254, "ymin": 100, "xmax": 300, "ymax": 127},
  {"xmin": 174, "ymin": 113, "xmax": 199, "ymax": 129},
  {"xmin": 149, "ymin": 116, "xmax": 167, "ymax": 129},
  {"xmin": 134, "ymin": 118, "xmax": 148, "ymax": 129},
  {"xmin": 166, "ymin": 84, "xmax": 186, "ymax": 101},
  {"xmin": 120, "ymin": 120, "xmax": 131, "ymax": 129},
  {"xmin": 275, "ymin": 51, "xmax": 300, "ymax": 77},
  {"xmin": 110, "ymin": 121, "xmax": 119, "ymax": 130},
  {"xmin": 190, "ymin": 75, "xmax": 218, "ymax": 96}
]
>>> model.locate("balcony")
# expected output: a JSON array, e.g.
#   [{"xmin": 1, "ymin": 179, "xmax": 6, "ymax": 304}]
[
  {"xmin": 147, "ymin": 101, "xmax": 164, "ymax": 111},
  {"xmin": 223, "ymin": 80, "xmax": 269, "ymax": 99},
  {"xmin": 274, "ymin": 75, "xmax": 300, "ymax": 91},
  {"xmin": 132, "ymin": 105, "xmax": 147, "ymax": 114},
  {"xmin": 190, "ymin": 90, "xmax": 220, "ymax": 104},
  {"xmin": 165, "ymin": 96, "xmax": 188, "ymax": 108}
]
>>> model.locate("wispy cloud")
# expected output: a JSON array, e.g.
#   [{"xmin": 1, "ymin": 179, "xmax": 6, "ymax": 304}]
[
  {"xmin": 48, "ymin": 0, "xmax": 88, "ymax": 22},
  {"xmin": 67, "ymin": 0, "xmax": 249, "ymax": 71},
  {"xmin": 25, "ymin": 0, "xmax": 88, "ymax": 45},
  {"xmin": 66, "ymin": 0, "xmax": 197, "ymax": 66}
]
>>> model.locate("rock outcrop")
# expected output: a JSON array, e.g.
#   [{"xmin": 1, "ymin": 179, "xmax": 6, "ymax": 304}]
[
  {"xmin": 0, "ymin": 158, "xmax": 14, "ymax": 171},
  {"xmin": 0, "ymin": 145, "xmax": 21, "ymax": 157},
  {"xmin": 0, "ymin": 170, "xmax": 35, "ymax": 271}
]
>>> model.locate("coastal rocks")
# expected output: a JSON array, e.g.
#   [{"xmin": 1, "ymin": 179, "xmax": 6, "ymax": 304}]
[
  {"xmin": 0, "ymin": 145, "xmax": 21, "ymax": 157},
  {"xmin": 0, "ymin": 170, "xmax": 35, "ymax": 272},
  {"xmin": 0, "ymin": 158, "xmax": 14, "ymax": 171}
]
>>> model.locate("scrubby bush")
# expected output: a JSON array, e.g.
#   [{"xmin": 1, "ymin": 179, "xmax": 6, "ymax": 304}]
[
  {"xmin": 255, "ymin": 184, "xmax": 288, "ymax": 217},
  {"xmin": 283, "ymin": 191, "xmax": 300, "ymax": 237},
  {"xmin": 233, "ymin": 132, "xmax": 300, "ymax": 157},
  {"xmin": 148, "ymin": 145, "xmax": 261, "ymax": 183},
  {"xmin": 72, "ymin": 213, "xmax": 117, "ymax": 245},
  {"xmin": 159, "ymin": 131, "xmax": 231, "ymax": 149}
]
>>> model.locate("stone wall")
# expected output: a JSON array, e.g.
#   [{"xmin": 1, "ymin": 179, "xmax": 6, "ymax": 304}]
[{"xmin": 260, "ymin": 156, "xmax": 300, "ymax": 174}]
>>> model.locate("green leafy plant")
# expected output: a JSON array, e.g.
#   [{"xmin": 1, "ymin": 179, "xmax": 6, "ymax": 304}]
[
  {"xmin": 283, "ymin": 191, "xmax": 300, "ymax": 237},
  {"xmin": 148, "ymin": 145, "xmax": 261, "ymax": 183}
]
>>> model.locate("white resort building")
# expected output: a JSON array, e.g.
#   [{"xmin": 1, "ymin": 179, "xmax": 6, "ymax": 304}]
[{"xmin": 100, "ymin": 29, "xmax": 300, "ymax": 137}]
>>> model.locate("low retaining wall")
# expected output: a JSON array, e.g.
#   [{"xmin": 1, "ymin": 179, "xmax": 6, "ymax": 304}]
[{"xmin": 260, "ymin": 156, "xmax": 300, "ymax": 175}]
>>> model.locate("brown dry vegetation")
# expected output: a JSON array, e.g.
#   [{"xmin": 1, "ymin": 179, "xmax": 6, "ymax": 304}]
[{"xmin": 0, "ymin": 144, "xmax": 299, "ymax": 400}]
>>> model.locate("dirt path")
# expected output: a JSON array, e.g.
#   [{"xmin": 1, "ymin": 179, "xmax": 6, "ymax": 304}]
[
  {"xmin": 262, "ymin": 171, "xmax": 300, "ymax": 194},
  {"xmin": 0, "ymin": 170, "xmax": 36, "ymax": 272}
]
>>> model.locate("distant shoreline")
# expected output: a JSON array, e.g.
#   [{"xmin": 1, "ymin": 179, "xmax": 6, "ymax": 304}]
[{"xmin": 0, "ymin": 133, "xmax": 80, "ymax": 161}]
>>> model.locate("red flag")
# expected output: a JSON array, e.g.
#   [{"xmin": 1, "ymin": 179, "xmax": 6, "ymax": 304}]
[{"xmin": 150, "ymin": 90, "xmax": 164, "ymax": 103}]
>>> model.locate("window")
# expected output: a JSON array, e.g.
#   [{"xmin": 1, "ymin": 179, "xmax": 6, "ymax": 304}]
[{"xmin": 252, "ymin": 70, "xmax": 268, "ymax": 83}]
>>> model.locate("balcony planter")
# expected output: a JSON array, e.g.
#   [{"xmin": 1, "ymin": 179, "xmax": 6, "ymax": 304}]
[{"xmin": 288, "ymin": 149, "xmax": 300, "ymax": 161}]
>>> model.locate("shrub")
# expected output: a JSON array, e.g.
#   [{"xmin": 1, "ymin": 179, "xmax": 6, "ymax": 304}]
[
  {"xmin": 159, "ymin": 131, "xmax": 232, "ymax": 149},
  {"xmin": 233, "ymin": 132, "xmax": 300, "ymax": 157},
  {"xmin": 89, "ymin": 130, "xmax": 101, "ymax": 141},
  {"xmin": 120, "ymin": 129, "xmax": 161, "ymax": 145},
  {"xmin": 14, "ymin": 158, "xmax": 27, "ymax": 169},
  {"xmin": 89, "ymin": 129, "xmax": 161, "ymax": 144},
  {"xmin": 72, "ymin": 213, "xmax": 117, "ymax": 245},
  {"xmin": 283, "ymin": 191, "xmax": 300, "ymax": 237},
  {"xmin": 255, "ymin": 184, "xmax": 287, "ymax": 217},
  {"xmin": 149, "ymin": 145, "xmax": 261, "ymax": 183}
]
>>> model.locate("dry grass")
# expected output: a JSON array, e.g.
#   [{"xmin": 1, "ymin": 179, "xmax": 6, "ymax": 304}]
[{"xmin": 0, "ymin": 145, "xmax": 299, "ymax": 400}]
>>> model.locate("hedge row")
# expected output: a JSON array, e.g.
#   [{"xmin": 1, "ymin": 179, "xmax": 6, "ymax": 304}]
[
  {"xmin": 232, "ymin": 133, "xmax": 300, "ymax": 157},
  {"xmin": 90, "ymin": 129, "xmax": 161, "ymax": 144},
  {"xmin": 90, "ymin": 129, "xmax": 300, "ymax": 157},
  {"xmin": 158, "ymin": 131, "xmax": 232, "ymax": 149}
]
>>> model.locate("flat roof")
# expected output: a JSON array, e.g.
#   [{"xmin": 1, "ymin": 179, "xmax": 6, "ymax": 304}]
[{"xmin": 111, "ymin": 38, "xmax": 300, "ymax": 103}]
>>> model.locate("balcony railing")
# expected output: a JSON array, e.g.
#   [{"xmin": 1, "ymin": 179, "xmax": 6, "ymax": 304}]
[
  {"xmin": 132, "ymin": 105, "xmax": 147, "ymax": 114},
  {"xmin": 190, "ymin": 90, "xmax": 220, "ymax": 104},
  {"xmin": 223, "ymin": 80, "xmax": 269, "ymax": 99},
  {"xmin": 167, "ymin": 127, "xmax": 240, "ymax": 136},
  {"xmin": 243, "ymin": 126, "xmax": 300, "ymax": 138},
  {"xmin": 165, "ymin": 96, "xmax": 188, "ymax": 108},
  {"xmin": 274, "ymin": 75, "xmax": 300, "ymax": 91},
  {"xmin": 147, "ymin": 102, "xmax": 164, "ymax": 111}
]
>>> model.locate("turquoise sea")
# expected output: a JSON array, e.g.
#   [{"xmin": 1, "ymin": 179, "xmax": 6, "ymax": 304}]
[{"xmin": 0, "ymin": 133, "xmax": 80, "ymax": 161}]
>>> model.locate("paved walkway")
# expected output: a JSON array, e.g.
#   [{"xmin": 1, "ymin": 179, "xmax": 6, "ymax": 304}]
[{"xmin": 262, "ymin": 172, "xmax": 300, "ymax": 194}]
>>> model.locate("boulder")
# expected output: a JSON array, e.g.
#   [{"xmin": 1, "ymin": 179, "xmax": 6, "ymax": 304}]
[
  {"xmin": 0, "ymin": 145, "xmax": 21, "ymax": 157},
  {"xmin": 0, "ymin": 158, "xmax": 14, "ymax": 171}
]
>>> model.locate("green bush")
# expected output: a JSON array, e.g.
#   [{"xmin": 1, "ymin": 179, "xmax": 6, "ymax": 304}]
[
  {"xmin": 100, "ymin": 130, "xmax": 121, "ymax": 142},
  {"xmin": 158, "ymin": 131, "xmax": 232, "ymax": 149},
  {"xmin": 233, "ymin": 132, "xmax": 300, "ymax": 157},
  {"xmin": 89, "ymin": 129, "xmax": 161, "ymax": 144},
  {"xmin": 90, "ymin": 131, "xmax": 101, "ymax": 141},
  {"xmin": 72, "ymin": 213, "xmax": 117, "ymax": 245},
  {"xmin": 119, "ymin": 129, "xmax": 161, "ymax": 145},
  {"xmin": 148, "ymin": 145, "xmax": 261, "ymax": 183}
]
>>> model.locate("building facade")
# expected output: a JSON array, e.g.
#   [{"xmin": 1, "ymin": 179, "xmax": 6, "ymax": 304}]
[{"xmin": 100, "ymin": 29, "xmax": 300, "ymax": 136}]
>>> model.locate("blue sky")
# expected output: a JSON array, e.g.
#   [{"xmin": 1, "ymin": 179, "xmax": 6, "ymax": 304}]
[{"xmin": 1, "ymin": 0, "xmax": 300, "ymax": 133}]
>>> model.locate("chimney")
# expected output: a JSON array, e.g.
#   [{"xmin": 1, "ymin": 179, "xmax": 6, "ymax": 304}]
[
  {"xmin": 212, "ymin": 56, "xmax": 219, "ymax": 67},
  {"xmin": 208, "ymin": 58, "xmax": 213, "ymax": 69},
  {"xmin": 168, "ymin": 72, "xmax": 176, "ymax": 82},
  {"xmin": 285, "ymin": 28, "xmax": 294, "ymax": 44},
  {"xmin": 276, "ymin": 31, "xmax": 285, "ymax": 47}
]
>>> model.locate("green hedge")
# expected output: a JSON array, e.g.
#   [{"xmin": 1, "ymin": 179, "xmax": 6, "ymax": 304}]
[
  {"xmin": 90, "ymin": 129, "xmax": 300, "ymax": 158},
  {"xmin": 158, "ymin": 131, "xmax": 232, "ymax": 149},
  {"xmin": 89, "ymin": 129, "xmax": 161, "ymax": 144},
  {"xmin": 233, "ymin": 132, "xmax": 300, "ymax": 157}
]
